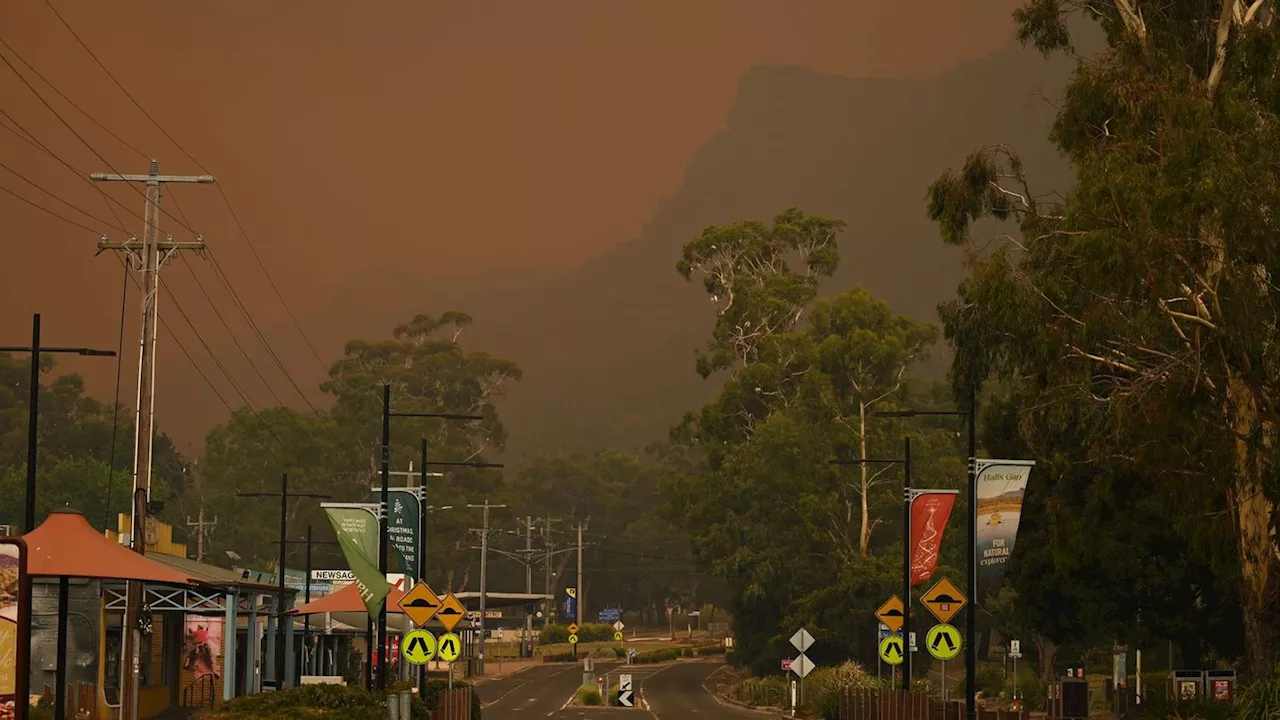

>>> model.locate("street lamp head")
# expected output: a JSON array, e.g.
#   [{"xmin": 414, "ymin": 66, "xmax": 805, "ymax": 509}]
[{"xmin": 79, "ymin": 349, "xmax": 117, "ymax": 357}]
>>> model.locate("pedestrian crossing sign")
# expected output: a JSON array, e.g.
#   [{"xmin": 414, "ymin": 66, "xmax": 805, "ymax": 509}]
[
  {"xmin": 878, "ymin": 635, "xmax": 905, "ymax": 666},
  {"xmin": 402, "ymin": 629, "xmax": 437, "ymax": 665},
  {"xmin": 437, "ymin": 631, "xmax": 463, "ymax": 663},
  {"xmin": 925, "ymin": 623, "xmax": 961, "ymax": 661}
]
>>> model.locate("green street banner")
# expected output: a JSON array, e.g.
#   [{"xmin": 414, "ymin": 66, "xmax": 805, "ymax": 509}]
[
  {"xmin": 367, "ymin": 489, "xmax": 420, "ymax": 576},
  {"xmin": 974, "ymin": 460, "xmax": 1036, "ymax": 592},
  {"xmin": 324, "ymin": 505, "xmax": 391, "ymax": 619}
]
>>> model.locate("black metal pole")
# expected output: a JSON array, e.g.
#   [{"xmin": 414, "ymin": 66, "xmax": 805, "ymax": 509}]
[
  {"xmin": 55, "ymin": 576, "xmax": 69, "ymax": 719},
  {"xmin": 418, "ymin": 438, "xmax": 428, "ymax": 696},
  {"xmin": 365, "ymin": 619, "xmax": 373, "ymax": 691},
  {"xmin": 378, "ymin": 384, "xmax": 391, "ymax": 690},
  {"xmin": 902, "ymin": 436, "xmax": 912, "ymax": 691},
  {"xmin": 25, "ymin": 313, "xmax": 40, "ymax": 534},
  {"xmin": 304, "ymin": 524, "xmax": 313, "ymax": 676},
  {"xmin": 966, "ymin": 385, "xmax": 978, "ymax": 720},
  {"xmin": 277, "ymin": 473, "xmax": 288, "ymax": 689}
]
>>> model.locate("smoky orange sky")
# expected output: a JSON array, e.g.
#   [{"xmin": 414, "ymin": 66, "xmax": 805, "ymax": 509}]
[{"xmin": 1, "ymin": 0, "xmax": 1021, "ymax": 454}]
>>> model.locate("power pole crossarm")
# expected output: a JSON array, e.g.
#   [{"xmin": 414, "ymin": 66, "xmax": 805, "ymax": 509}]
[{"xmin": 95, "ymin": 160, "xmax": 215, "ymax": 720}]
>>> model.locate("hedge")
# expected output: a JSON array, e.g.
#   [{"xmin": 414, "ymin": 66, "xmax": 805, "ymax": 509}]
[
  {"xmin": 540, "ymin": 622, "xmax": 616, "ymax": 644},
  {"xmin": 206, "ymin": 679, "xmax": 481, "ymax": 720}
]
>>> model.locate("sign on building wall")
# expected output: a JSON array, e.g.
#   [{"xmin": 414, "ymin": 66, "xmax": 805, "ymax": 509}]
[{"xmin": 181, "ymin": 616, "xmax": 225, "ymax": 706}]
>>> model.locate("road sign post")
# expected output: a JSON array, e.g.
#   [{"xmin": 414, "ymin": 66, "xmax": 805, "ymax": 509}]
[
  {"xmin": 789, "ymin": 628, "xmax": 816, "ymax": 708},
  {"xmin": 619, "ymin": 674, "xmax": 634, "ymax": 708},
  {"xmin": 921, "ymin": 577, "xmax": 968, "ymax": 625}
]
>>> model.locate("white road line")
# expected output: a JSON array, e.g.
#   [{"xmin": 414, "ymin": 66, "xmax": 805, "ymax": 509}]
[{"xmin": 485, "ymin": 665, "xmax": 575, "ymax": 707}]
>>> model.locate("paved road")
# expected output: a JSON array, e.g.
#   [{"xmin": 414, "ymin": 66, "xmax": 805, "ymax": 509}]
[
  {"xmin": 481, "ymin": 660, "xmax": 620, "ymax": 719},
  {"xmin": 487, "ymin": 660, "xmax": 759, "ymax": 719},
  {"xmin": 640, "ymin": 661, "xmax": 761, "ymax": 718},
  {"xmin": 479, "ymin": 659, "xmax": 760, "ymax": 719}
]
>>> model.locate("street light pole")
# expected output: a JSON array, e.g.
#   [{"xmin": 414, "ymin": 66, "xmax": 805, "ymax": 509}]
[
  {"xmin": 3, "ymin": 314, "xmax": 116, "ymax": 720},
  {"xmin": 380, "ymin": 384, "xmax": 500, "ymax": 686},
  {"xmin": 273, "ymin": 533, "xmax": 339, "ymax": 676},
  {"xmin": 875, "ymin": 390, "xmax": 978, "ymax": 720},
  {"xmin": 830, "ymin": 441, "xmax": 912, "ymax": 691},
  {"xmin": 238, "ymin": 476, "xmax": 330, "ymax": 689},
  {"xmin": 2, "ymin": 313, "xmax": 118, "ymax": 532}
]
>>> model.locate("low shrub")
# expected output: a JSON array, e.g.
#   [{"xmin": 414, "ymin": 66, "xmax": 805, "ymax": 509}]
[
  {"xmin": 730, "ymin": 676, "xmax": 789, "ymax": 708},
  {"xmin": 207, "ymin": 680, "xmax": 479, "ymax": 720},
  {"xmin": 804, "ymin": 661, "xmax": 882, "ymax": 720},
  {"xmin": 576, "ymin": 685, "xmax": 602, "ymax": 706},
  {"xmin": 208, "ymin": 683, "xmax": 386, "ymax": 720},
  {"xmin": 543, "ymin": 651, "xmax": 580, "ymax": 662},
  {"xmin": 1007, "ymin": 667, "xmax": 1047, "ymax": 711},
  {"xmin": 1236, "ymin": 665, "xmax": 1280, "ymax": 720},
  {"xmin": 634, "ymin": 648, "xmax": 682, "ymax": 664},
  {"xmin": 540, "ymin": 622, "xmax": 616, "ymax": 644},
  {"xmin": 694, "ymin": 644, "xmax": 727, "ymax": 656}
]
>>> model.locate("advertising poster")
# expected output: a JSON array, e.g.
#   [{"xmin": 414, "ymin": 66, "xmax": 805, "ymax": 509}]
[
  {"xmin": 975, "ymin": 461, "xmax": 1035, "ymax": 590},
  {"xmin": 908, "ymin": 492, "xmax": 957, "ymax": 587},
  {"xmin": 182, "ymin": 616, "xmax": 224, "ymax": 681},
  {"xmin": 1, "ymin": 538, "xmax": 25, "ymax": 719}
]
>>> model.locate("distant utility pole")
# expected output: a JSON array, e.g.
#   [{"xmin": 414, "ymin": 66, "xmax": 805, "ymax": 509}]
[
  {"xmin": 543, "ymin": 515, "xmax": 558, "ymax": 621},
  {"xmin": 467, "ymin": 500, "xmax": 507, "ymax": 675},
  {"xmin": 522, "ymin": 515, "xmax": 534, "ymax": 657},
  {"xmin": 576, "ymin": 520, "xmax": 589, "ymax": 627},
  {"xmin": 185, "ymin": 504, "xmax": 217, "ymax": 562},
  {"xmin": 92, "ymin": 159, "xmax": 215, "ymax": 720}
]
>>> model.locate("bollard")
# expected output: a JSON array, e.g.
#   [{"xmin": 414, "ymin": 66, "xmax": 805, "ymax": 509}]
[
  {"xmin": 399, "ymin": 690, "xmax": 411, "ymax": 718},
  {"xmin": 386, "ymin": 693, "xmax": 400, "ymax": 720}
]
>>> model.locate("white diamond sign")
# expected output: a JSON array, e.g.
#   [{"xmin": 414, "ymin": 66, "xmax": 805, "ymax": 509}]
[
  {"xmin": 789, "ymin": 653, "xmax": 815, "ymax": 679},
  {"xmin": 790, "ymin": 628, "xmax": 815, "ymax": 653},
  {"xmin": 614, "ymin": 620, "xmax": 625, "ymax": 632}
]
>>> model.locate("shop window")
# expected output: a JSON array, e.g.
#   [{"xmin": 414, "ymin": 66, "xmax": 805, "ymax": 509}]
[{"xmin": 104, "ymin": 623, "xmax": 122, "ymax": 705}]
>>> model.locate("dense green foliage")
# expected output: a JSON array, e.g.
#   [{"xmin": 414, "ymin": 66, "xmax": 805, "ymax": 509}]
[
  {"xmin": 665, "ymin": 208, "xmax": 970, "ymax": 675},
  {"xmin": 926, "ymin": 0, "xmax": 1280, "ymax": 674},
  {"xmin": 0, "ymin": 353, "xmax": 187, "ymax": 533}
]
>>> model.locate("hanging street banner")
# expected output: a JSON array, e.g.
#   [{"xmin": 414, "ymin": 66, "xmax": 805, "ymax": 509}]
[
  {"xmin": 366, "ymin": 489, "xmax": 421, "ymax": 576},
  {"xmin": 909, "ymin": 490, "xmax": 959, "ymax": 587},
  {"xmin": 974, "ymin": 460, "xmax": 1036, "ymax": 591},
  {"xmin": 324, "ymin": 506, "xmax": 392, "ymax": 619}
]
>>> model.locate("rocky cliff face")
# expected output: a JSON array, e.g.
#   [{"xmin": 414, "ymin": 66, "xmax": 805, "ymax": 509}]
[{"xmin": 312, "ymin": 39, "xmax": 1082, "ymax": 459}]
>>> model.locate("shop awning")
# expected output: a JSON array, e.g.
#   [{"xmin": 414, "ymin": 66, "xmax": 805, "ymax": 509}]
[{"xmin": 24, "ymin": 509, "xmax": 195, "ymax": 585}]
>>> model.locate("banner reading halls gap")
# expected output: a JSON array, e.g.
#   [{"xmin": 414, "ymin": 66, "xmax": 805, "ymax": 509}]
[{"xmin": 974, "ymin": 460, "xmax": 1035, "ymax": 591}]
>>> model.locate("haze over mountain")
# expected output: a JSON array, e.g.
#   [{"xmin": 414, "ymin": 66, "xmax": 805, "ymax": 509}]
[{"xmin": 309, "ymin": 38, "xmax": 1081, "ymax": 460}]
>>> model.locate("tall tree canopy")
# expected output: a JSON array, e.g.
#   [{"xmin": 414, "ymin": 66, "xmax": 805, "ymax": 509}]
[
  {"xmin": 668, "ymin": 208, "xmax": 965, "ymax": 673},
  {"xmin": 927, "ymin": 0, "xmax": 1280, "ymax": 673},
  {"xmin": 0, "ymin": 353, "xmax": 187, "ymax": 533}
]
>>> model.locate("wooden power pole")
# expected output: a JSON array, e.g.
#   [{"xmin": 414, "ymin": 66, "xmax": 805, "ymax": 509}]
[{"xmin": 92, "ymin": 160, "xmax": 214, "ymax": 720}]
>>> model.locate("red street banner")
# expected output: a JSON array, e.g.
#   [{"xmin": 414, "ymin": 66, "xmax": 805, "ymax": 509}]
[{"xmin": 909, "ymin": 492, "xmax": 957, "ymax": 587}]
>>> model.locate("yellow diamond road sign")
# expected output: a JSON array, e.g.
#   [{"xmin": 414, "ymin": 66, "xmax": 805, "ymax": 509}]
[
  {"xmin": 568, "ymin": 623, "xmax": 580, "ymax": 635},
  {"xmin": 875, "ymin": 595, "xmax": 905, "ymax": 633},
  {"xmin": 436, "ymin": 593, "xmax": 467, "ymax": 633},
  {"xmin": 921, "ymin": 577, "xmax": 967, "ymax": 625},
  {"xmin": 437, "ymin": 632, "xmax": 462, "ymax": 662},
  {"xmin": 926, "ymin": 624, "xmax": 962, "ymax": 661},
  {"xmin": 397, "ymin": 583, "xmax": 443, "ymax": 627},
  {"xmin": 878, "ymin": 635, "xmax": 905, "ymax": 666},
  {"xmin": 402, "ymin": 629, "xmax": 437, "ymax": 665}
]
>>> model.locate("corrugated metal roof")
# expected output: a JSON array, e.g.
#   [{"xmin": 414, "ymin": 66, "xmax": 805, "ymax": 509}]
[{"xmin": 149, "ymin": 552, "xmax": 280, "ymax": 592}]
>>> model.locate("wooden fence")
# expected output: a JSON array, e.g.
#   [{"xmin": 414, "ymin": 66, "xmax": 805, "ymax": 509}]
[
  {"xmin": 839, "ymin": 688, "xmax": 1033, "ymax": 720},
  {"xmin": 434, "ymin": 688, "xmax": 473, "ymax": 720}
]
